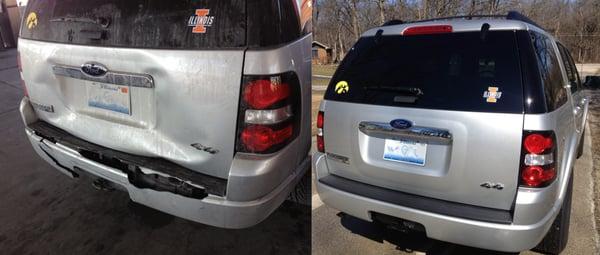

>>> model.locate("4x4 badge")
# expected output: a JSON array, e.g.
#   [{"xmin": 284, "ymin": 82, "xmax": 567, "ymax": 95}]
[{"xmin": 483, "ymin": 86, "xmax": 502, "ymax": 103}]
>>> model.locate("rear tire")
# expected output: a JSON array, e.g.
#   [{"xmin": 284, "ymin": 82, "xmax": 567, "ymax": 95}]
[
  {"xmin": 287, "ymin": 169, "xmax": 311, "ymax": 206},
  {"xmin": 532, "ymin": 173, "xmax": 573, "ymax": 255}
]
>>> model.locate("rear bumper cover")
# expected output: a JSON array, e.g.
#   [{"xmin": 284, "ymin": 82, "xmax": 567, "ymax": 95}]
[
  {"xmin": 20, "ymin": 98, "xmax": 309, "ymax": 229},
  {"xmin": 313, "ymin": 152, "xmax": 561, "ymax": 252}
]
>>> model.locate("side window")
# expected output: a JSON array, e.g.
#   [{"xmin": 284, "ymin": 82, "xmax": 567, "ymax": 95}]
[
  {"xmin": 557, "ymin": 43, "xmax": 580, "ymax": 93},
  {"xmin": 247, "ymin": 0, "xmax": 302, "ymax": 48},
  {"xmin": 565, "ymin": 48, "xmax": 582, "ymax": 92},
  {"xmin": 531, "ymin": 32, "xmax": 568, "ymax": 111}
]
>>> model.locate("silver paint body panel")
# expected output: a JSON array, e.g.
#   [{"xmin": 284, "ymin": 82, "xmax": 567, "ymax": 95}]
[
  {"xmin": 314, "ymin": 19, "xmax": 588, "ymax": 251},
  {"xmin": 19, "ymin": 32, "xmax": 312, "ymax": 227}
]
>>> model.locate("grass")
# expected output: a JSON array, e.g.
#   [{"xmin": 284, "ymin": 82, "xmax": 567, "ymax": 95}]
[{"xmin": 312, "ymin": 64, "xmax": 338, "ymax": 77}]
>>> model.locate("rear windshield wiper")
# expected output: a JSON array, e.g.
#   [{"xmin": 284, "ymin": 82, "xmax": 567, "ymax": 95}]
[
  {"xmin": 364, "ymin": 86, "xmax": 424, "ymax": 96},
  {"xmin": 364, "ymin": 86, "xmax": 423, "ymax": 104},
  {"xmin": 50, "ymin": 16, "xmax": 111, "ymax": 28}
]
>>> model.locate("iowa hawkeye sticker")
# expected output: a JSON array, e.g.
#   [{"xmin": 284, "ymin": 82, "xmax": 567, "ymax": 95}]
[{"xmin": 188, "ymin": 9, "xmax": 215, "ymax": 34}]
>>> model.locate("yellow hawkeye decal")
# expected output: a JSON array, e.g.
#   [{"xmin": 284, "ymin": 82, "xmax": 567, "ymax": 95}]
[
  {"xmin": 335, "ymin": 81, "xmax": 349, "ymax": 94},
  {"xmin": 26, "ymin": 12, "xmax": 38, "ymax": 30}
]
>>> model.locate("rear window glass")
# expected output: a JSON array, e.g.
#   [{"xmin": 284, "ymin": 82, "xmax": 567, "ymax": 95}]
[
  {"xmin": 21, "ymin": 0, "xmax": 246, "ymax": 49},
  {"xmin": 325, "ymin": 31, "xmax": 524, "ymax": 113}
]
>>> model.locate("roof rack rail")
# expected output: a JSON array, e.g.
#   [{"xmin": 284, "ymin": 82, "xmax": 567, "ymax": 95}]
[
  {"xmin": 414, "ymin": 14, "xmax": 504, "ymax": 23},
  {"xmin": 390, "ymin": 11, "xmax": 542, "ymax": 30},
  {"xmin": 382, "ymin": 20, "xmax": 404, "ymax": 26},
  {"xmin": 505, "ymin": 11, "xmax": 541, "ymax": 28}
]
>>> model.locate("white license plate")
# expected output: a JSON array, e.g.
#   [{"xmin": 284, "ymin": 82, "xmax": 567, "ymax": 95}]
[
  {"xmin": 383, "ymin": 139, "xmax": 427, "ymax": 166},
  {"xmin": 87, "ymin": 82, "xmax": 131, "ymax": 115}
]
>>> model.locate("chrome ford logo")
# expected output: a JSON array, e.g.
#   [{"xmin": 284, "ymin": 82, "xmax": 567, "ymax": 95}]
[
  {"xmin": 81, "ymin": 62, "xmax": 108, "ymax": 77},
  {"xmin": 390, "ymin": 119, "xmax": 412, "ymax": 129}
]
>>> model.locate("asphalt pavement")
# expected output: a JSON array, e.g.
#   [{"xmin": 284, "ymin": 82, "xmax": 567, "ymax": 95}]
[{"xmin": 0, "ymin": 48, "xmax": 310, "ymax": 255}]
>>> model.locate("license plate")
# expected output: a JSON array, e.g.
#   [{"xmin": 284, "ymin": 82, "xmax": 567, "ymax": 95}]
[
  {"xmin": 383, "ymin": 139, "xmax": 427, "ymax": 166},
  {"xmin": 87, "ymin": 82, "xmax": 131, "ymax": 115}
]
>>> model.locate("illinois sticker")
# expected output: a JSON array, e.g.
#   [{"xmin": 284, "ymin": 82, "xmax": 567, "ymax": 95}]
[
  {"xmin": 483, "ymin": 86, "xmax": 502, "ymax": 103},
  {"xmin": 188, "ymin": 9, "xmax": 215, "ymax": 34}
]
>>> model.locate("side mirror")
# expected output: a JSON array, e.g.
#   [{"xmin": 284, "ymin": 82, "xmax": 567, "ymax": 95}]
[{"xmin": 584, "ymin": 76, "xmax": 600, "ymax": 90}]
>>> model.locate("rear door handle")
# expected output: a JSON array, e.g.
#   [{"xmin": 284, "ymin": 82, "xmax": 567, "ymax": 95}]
[{"xmin": 359, "ymin": 121, "xmax": 452, "ymax": 145}]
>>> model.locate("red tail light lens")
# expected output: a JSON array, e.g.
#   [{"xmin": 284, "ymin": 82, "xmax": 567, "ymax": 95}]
[
  {"xmin": 241, "ymin": 125, "xmax": 293, "ymax": 153},
  {"xmin": 522, "ymin": 166, "xmax": 556, "ymax": 187},
  {"xmin": 520, "ymin": 131, "xmax": 556, "ymax": 188},
  {"xmin": 236, "ymin": 72, "xmax": 299, "ymax": 154},
  {"xmin": 317, "ymin": 111, "xmax": 324, "ymax": 152},
  {"xmin": 243, "ymin": 79, "xmax": 290, "ymax": 110},
  {"xmin": 402, "ymin": 25, "xmax": 453, "ymax": 36},
  {"xmin": 524, "ymin": 134, "xmax": 553, "ymax": 154},
  {"xmin": 317, "ymin": 111, "xmax": 324, "ymax": 129},
  {"xmin": 317, "ymin": 135, "xmax": 324, "ymax": 153}
]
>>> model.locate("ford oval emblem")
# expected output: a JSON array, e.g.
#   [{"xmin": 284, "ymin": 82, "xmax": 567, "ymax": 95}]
[
  {"xmin": 81, "ymin": 62, "xmax": 108, "ymax": 77},
  {"xmin": 390, "ymin": 119, "xmax": 412, "ymax": 129}
]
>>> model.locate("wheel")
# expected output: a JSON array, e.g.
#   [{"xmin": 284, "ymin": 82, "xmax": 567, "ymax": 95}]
[
  {"xmin": 532, "ymin": 173, "xmax": 573, "ymax": 254},
  {"xmin": 287, "ymin": 168, "xmax": 311, "ymax": 206},
  {"xmin": 576, "ymin": 128, "xmax": 585, "ymax": 159}
]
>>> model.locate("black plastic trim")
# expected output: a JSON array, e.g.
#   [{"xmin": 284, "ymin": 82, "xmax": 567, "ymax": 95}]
[
  {"xmin": 319, "ymin": 174, "xmax": 513, "ymax": 224},
  {"xmin": 516, "ymin": 30, "xmax": 548, "ymax": 114},
  {"xmin": 29, "ymin": 121, "xmax": 227, "ymax": 197}
]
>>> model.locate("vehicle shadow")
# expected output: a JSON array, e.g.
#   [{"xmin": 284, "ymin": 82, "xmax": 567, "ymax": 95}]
[{"xmin": 338, "ymin": 213, "xmax": 518, "ymax": 255}]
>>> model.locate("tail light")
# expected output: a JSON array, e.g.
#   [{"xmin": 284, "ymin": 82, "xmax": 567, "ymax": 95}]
[
  {"xmin": 236, "ymin": 72, "xmax": 300, "ymax": 153},
  {"xmin": 402, "ymin": 25, "xmax": 453, "ymax": 36},
  {"xmin": 519, "ymin": 131, "xmax": 557, "ymax": 188},
  {"xmin": 316, "ymin": 111, "xmax": 324, "ymax": 152},
  {"xmin": 17, "ymin": 51, "xmax": 28, "ymax": 97}
]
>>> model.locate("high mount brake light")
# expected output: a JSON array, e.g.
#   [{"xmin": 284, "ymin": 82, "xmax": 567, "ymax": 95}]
[
  {"xmin": 520, "ymin": 132, "xmax": 556, "ymax": 188},
  {"xmin": 316, "ymin": 111, "xmax": 324, "ymax": 152},
  {"xmin": 402, "ymin": 25, "xmax": 453, "ymax": 36},
  {"xmin": 236, "ymin": 72, "xmax": 300, "ymax": 154}
]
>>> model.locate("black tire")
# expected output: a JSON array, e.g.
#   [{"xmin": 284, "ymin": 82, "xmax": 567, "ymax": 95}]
[
  {"xmin": 532, "ymin": 174, "xmax": 573, "ymax": 255},
  {"xmin": 577, "ymin": 128, "xmax": 585, "ymax": 159},
  {"xmin": 287, "ymin": 169, "xmax": 311, "ymax": 206}
]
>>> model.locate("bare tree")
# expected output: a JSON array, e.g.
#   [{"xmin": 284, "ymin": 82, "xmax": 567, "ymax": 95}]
[
  {"xmin": 375, "ymin": 0, "xmax": 386, "ymax": 25},
  {"xmin": 314, "ymin": 0, "xmax": 600, "ymax": 63}
]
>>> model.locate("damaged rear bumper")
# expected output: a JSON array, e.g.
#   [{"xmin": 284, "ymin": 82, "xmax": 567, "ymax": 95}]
[{"xmin": 20, "ymin": 98, "xmax": 308, "ymax": 229}]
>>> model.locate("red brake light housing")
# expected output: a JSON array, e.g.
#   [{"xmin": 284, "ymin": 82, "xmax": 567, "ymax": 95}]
[
  {"xmin": 316, "ymin": 111, "xmax": 324, "ymax": 152},
  {"xmin": 236, "ymin": 72, "xmax": 300, "ymax": 154},
  {"xmin": 519, "ymin": 131, "xmax": 556, "ymax": 188},
  {"xmin": 402, "ymin": 25, "xmax": 453, "ymax": 36}
]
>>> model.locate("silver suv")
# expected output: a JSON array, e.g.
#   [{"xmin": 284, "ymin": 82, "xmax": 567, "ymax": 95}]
[
  {"xmin": 18, "ymin": 0, "xmax": 311, "ymax": 229},
  {"xmin": 314, "ymin": 12, "xmax": 587, "ymax": 254}
]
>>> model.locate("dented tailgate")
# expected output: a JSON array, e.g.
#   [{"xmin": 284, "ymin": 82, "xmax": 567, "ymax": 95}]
[{"xmin": 19, "ymin": 0, "xmax": 248, "ymax": 179}]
